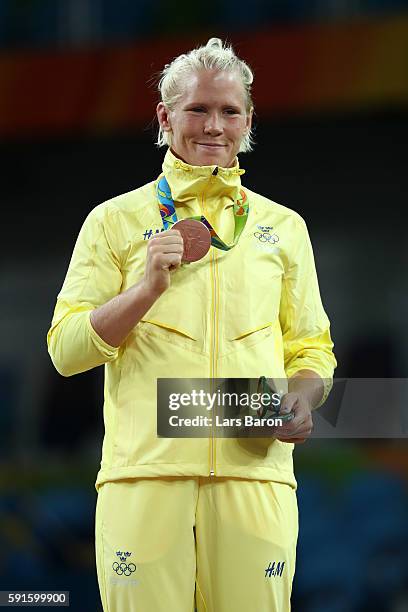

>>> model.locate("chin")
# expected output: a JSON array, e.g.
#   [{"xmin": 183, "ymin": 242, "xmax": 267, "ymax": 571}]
[{"xmin": 194, "ymin": 151, "xmax": 229, "ymax": 167}]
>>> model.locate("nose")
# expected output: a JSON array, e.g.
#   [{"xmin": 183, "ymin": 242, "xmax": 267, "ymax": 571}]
[{"xmin": 203, "ymin": 112, "xmax": 223, "ymax": 136}]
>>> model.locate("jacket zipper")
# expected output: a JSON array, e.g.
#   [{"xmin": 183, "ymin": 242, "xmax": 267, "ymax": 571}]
[
  {"xmin": 209, "ymin": 247, "xmax": 218, "ymax": 476},
  {"xmin": 203, "ymin": 168, "xmax": 218, "ymax": 477}
]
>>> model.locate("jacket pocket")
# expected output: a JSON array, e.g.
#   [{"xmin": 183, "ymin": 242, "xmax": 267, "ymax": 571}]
[
  {"xmin": 136, "ymin": 316, "xmax": 206, "ymax": 355},
  {"xmin": 218, "ymin": 318, "xmax": 286, "ymax": 379},
  {"xmin": 139, "ymin": 317, "xmax": 196, "ymax": 341},
  {"xmin": 222, "ymin": 321, "xmax": 276, "ymax": 355}
]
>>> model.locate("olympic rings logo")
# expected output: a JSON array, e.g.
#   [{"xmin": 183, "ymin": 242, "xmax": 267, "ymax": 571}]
[
  {"xmin": 112, "ymin": 562, "xmax": 137, "ymax": 576},
  {"xmin": 254, "ymin": 232, "xmax": 279, "ymax": 244}
]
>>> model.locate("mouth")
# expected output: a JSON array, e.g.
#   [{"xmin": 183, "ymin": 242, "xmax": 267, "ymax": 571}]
[{"xmin": 196, "ymin": 143, "xmax": 226, "ymax": 148}]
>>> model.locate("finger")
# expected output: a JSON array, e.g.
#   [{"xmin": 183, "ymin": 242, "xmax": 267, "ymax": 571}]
[
  {"xmin": 149, "ymin": 242, "xmax": 184, "ymax": 255},
  {"xmin": 247, "ymin": 427, "xmax": 288, "ymax": 438},
  {"xmin": 149, "ymin": 249, "xmax": 183, "ymax": 267},
  {"xmin": 279, "ymin": 424, "xmax": 313, "ymax": 438},
  {"xmin": 276, "ymin": 418, "xmax": 312, "ymax": 438},
  {"xmin": 279, "ymin": 396, "xmax": 298, "ymax": 415},
  {"xmin": 277, "ymin": 416, "xmax": 306, "ymax": 435},
  {"xmin": 162, "ymin": 229, "xmax": 184, "ymax": 240},
  {"xmin": 149, "ymin": 231, "xmax": 183, "ymax": 245},
  {"xmin": 281, "ymin": 390, "xmax": 307, "ymax": 410},
  {"xmin": 149, "ymin": 252, "xmax": 182, "ymax": 271},
  {"xmin": 162, "ymin": 253, "xmax": 183, "ymax": 269},
  {"xmin": 279, "ymin": 400, "xmax": 311, "ymax": 430}
]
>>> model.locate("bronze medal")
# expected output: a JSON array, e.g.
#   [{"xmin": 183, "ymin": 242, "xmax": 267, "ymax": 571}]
[{"xmin": 173, "ymin": 219, "xmax": 211, "ymax": 263}]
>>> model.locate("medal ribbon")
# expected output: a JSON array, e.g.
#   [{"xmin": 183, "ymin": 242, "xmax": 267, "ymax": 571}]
[{"xmin": 156, "ymin": 174, "xmax": 249, "ymax": 251}]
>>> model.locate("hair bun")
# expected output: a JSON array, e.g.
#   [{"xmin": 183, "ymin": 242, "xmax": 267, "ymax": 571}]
[{"xmin": 206, "ymin": 37, "xmax": 223, "ymax": 49}]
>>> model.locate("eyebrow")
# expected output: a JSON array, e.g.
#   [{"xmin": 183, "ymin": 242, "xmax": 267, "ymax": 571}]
[{"xmin": 183, "ymin": 102, "xmax": 242, "ymax": 110}]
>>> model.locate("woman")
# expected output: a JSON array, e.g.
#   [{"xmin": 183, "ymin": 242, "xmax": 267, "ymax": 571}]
[{"xmin": 47, "ymin": 38, "xmax": 336, "ymax": 612}]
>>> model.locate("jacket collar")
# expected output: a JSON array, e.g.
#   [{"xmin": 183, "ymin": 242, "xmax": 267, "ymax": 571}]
[{"xmin": 161, "ymin": 148, "xmax": 245, "ymax": 211}]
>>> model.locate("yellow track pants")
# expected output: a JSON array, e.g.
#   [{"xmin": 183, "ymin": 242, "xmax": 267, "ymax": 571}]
[{"xmin": 95, "ymin": 477, "xmax": 298, "ymax": 611}]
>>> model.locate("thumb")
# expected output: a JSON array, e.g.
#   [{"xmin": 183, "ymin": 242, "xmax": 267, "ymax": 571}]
[{"xmin": 280, "ymin": 394, "xmax": 296, "ymax": 414}]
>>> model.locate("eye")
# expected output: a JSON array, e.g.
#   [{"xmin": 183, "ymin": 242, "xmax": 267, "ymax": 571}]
[
  {"xmin": 189, "ymin": 107, "xmax": 206, "ymax": 113},
  {"xmin": 224, "ymin": 108, "xmax": 240, "ymax": 115}
]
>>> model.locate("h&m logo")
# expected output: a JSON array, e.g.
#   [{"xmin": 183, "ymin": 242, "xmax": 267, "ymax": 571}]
[{"xmin": 265, "ymin": 561, "xmax": 285, "ymax": 578}]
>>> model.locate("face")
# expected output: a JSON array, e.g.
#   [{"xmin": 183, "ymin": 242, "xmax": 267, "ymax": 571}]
[{"xmin": 157, "ymin": 69, "xmax": 252, "ymax": 168}]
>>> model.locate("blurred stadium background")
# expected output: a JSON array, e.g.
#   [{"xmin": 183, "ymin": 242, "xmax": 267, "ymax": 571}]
[{"xmin": 1, "ymin": 1, "xmax": 408, "ymax": 610}]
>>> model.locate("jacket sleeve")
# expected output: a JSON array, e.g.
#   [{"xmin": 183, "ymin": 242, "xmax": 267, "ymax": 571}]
[
  {"xmin": 279, "ymin": 215, "xmax": 337, "ymax": 406},
  {"xmin": 47, "ymin": 206, "xmax": 123, "ymax": 377}
]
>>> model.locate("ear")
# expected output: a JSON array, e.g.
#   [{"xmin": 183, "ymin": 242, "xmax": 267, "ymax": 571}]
[
  {"xmin": 245, "ymin": 107, "xmax": 254, "ymax": 132},
  {"xmin": 157, "ymin": 102, "xmax": 172, "ymax": 133}
]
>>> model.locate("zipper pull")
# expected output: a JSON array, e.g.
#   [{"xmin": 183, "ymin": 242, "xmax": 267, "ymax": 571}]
[{"xmin": 212, "ymin": 167, "xmax": 218, "ymax": 176}]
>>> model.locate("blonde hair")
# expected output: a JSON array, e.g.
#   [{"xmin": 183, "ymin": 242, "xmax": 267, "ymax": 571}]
[{"xmin": 156, "ymin": 37, "xmax": 255, "ymax": 153}]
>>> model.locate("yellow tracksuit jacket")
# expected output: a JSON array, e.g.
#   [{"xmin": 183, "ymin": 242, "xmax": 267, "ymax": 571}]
[{"xmin": 47, "ymin": 148, "xmax": 336, "ymax": 492}]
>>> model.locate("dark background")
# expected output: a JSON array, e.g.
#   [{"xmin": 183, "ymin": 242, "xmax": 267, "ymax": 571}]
[{"xmin": 1, "ymin": 1, "xmax": 408, "ymax": 610}]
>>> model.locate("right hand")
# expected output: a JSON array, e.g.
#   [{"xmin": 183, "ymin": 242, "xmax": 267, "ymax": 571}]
[{"xmin": 143, "ymin": 229, "xmax": 184, "ymax": 296}]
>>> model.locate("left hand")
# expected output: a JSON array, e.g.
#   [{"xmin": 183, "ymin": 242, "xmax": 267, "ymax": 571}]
[{"xmin": 275, "ymin": 392, "xmax": 314, "ymax": 444}]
